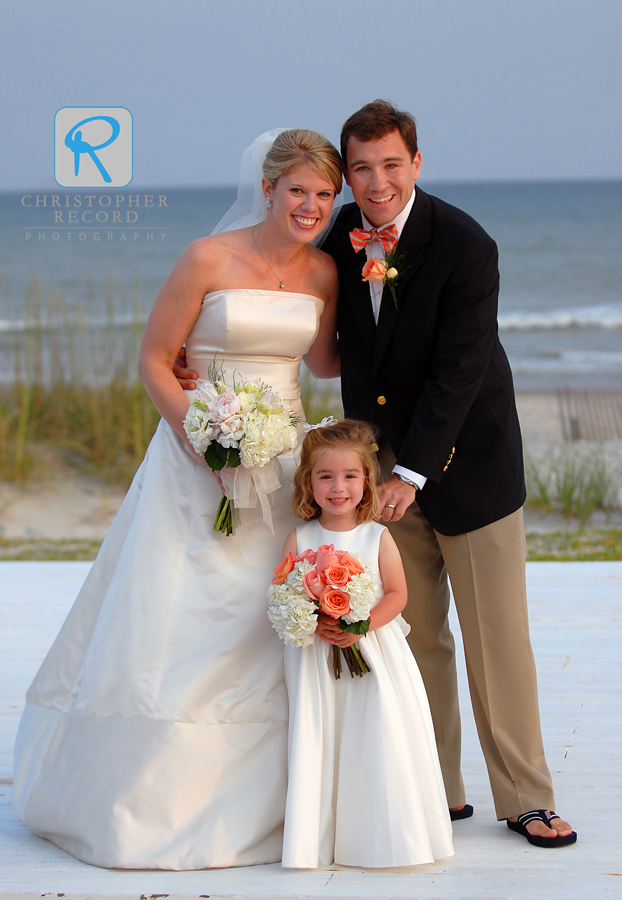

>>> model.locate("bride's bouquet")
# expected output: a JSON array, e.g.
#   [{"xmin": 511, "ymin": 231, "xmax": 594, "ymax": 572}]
[
  {"xmin": 267, "ymin": 545, "xmax": 375, "ymax": 678},
  {"xmin": 183, "ymin": 369, "xmax": 298, "ymax": 535}
]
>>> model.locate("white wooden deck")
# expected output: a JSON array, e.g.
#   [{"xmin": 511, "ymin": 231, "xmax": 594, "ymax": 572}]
[{"xmin": 1, "ymin": 561, "xmax": 620, "ymax": 900}]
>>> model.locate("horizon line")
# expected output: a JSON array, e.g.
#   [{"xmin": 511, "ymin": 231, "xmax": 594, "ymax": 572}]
[{"xmin": 2, "ymin": 175, "xmax": 622, "ymax": 195}]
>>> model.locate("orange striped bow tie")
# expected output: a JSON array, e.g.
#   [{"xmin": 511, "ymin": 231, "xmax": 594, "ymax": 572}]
[{"xmin": 349, "ymin": 224, "xmax": 398, "ymax": 254}]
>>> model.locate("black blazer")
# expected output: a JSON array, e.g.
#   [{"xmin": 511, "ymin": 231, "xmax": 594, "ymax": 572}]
[{"xmin": 322, "ymin": 188, "xmax": 526, "ymax": 536}]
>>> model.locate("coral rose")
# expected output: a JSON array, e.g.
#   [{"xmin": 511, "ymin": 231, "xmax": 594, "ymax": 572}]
[
  {"xmin": 338, "ymin": 551, "xmax": 365, "ymax": 575},
  {"xmin": 294, "ymin": 548, "xmax": 317, "ymax": 565},
  {"xmin": 302, "ymin": 569, "xmax": 326, "ymax": 600},
  {"xmin": 320, "ymin": 587, "xmax": 351, "ymax": 619},
  {"xmin": 271, "ymin": 552, "xmax": 295, "ymax": 584},
  {"xmin": 361, "ymin": 258, "xmax": 387, "ymax": 283},
  {"xmin": 315, "ymin": 544, "xmax": 340, "ymax": 572},
  {"xmin": 324, "ymin": 563, "xmax": 350, "ymax": 588}
]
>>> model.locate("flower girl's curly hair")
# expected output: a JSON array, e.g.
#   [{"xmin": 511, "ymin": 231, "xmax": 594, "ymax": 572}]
[{"xmin": 293, "ymin": 420, "xmax": 381, "ymax": 523}]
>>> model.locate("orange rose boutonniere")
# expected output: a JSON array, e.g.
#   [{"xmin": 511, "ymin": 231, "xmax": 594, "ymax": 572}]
[{"xmin": 350, "ymin": 224, "xmax": 409, "ymax": 310}]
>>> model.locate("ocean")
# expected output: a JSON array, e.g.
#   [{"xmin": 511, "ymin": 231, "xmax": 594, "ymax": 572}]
[{"xmin": 1, "ymin": 180, "xmax": 621, "ymax": 390}]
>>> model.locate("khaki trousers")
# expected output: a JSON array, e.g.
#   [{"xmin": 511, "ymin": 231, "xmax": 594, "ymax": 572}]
[{"xmin": 380, "ymin": 443, "xmax": 555, "ymax": 819}]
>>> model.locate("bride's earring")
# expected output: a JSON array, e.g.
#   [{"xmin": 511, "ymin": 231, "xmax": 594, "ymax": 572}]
[{"xmin": 267, "ymin": 197, "xmax": 273, "ymax": 209}]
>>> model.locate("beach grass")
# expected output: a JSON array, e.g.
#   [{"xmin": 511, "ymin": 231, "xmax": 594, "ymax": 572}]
[
  {"xmin": 525, "ymin": 446, "xmax": 620, "ymax": 524},
  {"xmin": 0, "ymin": 375, "xmax": 162, "ymax": 487},
  {"xmin": 1, "ymin": 280, "xmax": 167, "ymax": 485},
  {"xmin": 0, "ymin": 537, "xmax": 103, "ymax": 561},
  {"xmin": 525, "ymin": 528, "xmax": 622, "ymax": 561},
  {"xmin": 2, "ymin": 280, "xmax": 620, "ymax": 563},
  {"xmin": 0, "ymin": 280, "xmax": 344, "ymax": 488},
  {"xmin": 3, "ymin": 530, "xmax": 621, "ymax": 562}
]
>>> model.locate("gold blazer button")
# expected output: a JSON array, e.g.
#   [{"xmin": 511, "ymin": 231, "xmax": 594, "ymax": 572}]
[{"xmin": 377, "ymin": 396, "xmax": 386, "ymax": 405}]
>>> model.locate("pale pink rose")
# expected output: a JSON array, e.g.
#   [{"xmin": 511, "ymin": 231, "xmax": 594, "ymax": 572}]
[
  {"xmin": 361, "ymin": 258, "xmax": 387, "ymax": 283},
  {"xmin": 315, "ymin": 544, "xmax": 340, "ymax": 572},
  {"xmin": 207, "ymin": 392, "xmax": 242, "ymax": 423},
  {"xmin": 271, "ymin": 552, "xmax": 295, "ymax": 584},
  {"xmin": 294, "ymin": 548, "xmax": 317, "ymax": 565},
  {"xmin": 217, "ymin": 414, "xmax": 246, "ymax": 448},
  {"xmin": 302, "ymin": 569, "xmax": 326, "ymax": 600},
  {"xmin": 338, "ymin": 551, "xmax": 365, "ymax": 575},
  {"xmin": 320, "ymin": 587, "xmax": 351, "ymax": 619},
  {"xmin": 324, "ymin": 563, "xmax": 351, "ymax": 588}
]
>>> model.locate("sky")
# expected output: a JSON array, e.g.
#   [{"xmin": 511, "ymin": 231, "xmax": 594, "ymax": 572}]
[{"xmin": 1, "ymin": 0, "xmax": 620, "ymax": 189}]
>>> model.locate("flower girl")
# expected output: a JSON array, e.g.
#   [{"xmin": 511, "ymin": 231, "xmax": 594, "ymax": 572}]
[{"xmin": 268, "ymin": 420, "xmax": 454, "ymax": 868}]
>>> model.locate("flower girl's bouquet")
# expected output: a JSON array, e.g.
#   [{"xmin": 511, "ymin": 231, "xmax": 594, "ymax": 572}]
[
  {"xmin": 183, "ymin": 369, "xmax": 298, "ymax": 535},
  {"xmin": 267, "ymin": 545, "xmax": 375, "ymax": 678}
]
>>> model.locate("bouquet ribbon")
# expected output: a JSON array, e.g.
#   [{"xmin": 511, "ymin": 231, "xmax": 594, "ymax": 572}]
[{"xmin": 219, "ymin": 458, "xmax": 283, "ymax": 533}]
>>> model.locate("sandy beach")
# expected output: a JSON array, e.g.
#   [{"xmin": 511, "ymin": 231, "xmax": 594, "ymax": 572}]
[{"xmin": 1, "ymin": 391, "xmax": 621, "ymax": 543}]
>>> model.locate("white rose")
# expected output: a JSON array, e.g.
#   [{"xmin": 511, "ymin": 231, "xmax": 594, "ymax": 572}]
[
  {"xmin": 238, "ymin": 392, "xmax": 256, "ymax": 414},
  {"xmin": 216, "ymin": 414, "xmax": 246, "ymax": 448},
  {"xmin": 195, "ymin": 381, "xmax": 219, "ymax": 404}
]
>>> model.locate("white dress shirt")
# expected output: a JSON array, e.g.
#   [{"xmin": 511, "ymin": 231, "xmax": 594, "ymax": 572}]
[{"xmin": 361, "ymin": 188, "xmax": 427, "ymax": 491}]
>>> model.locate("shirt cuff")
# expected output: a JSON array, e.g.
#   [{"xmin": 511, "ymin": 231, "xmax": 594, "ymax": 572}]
[{"xmin": 393, "ymin": 465, "xmax": 427, "ymax": 491}]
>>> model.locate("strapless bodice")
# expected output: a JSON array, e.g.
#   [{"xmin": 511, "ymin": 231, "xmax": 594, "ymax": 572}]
[{"xmin": 185, "ymin": 289, "xmax": 324, "ymax": 406}]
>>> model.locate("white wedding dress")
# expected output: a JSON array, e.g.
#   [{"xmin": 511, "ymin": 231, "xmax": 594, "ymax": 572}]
[
  {"xmin": 12, "ymin": 288, "xmax": 325, "ymax": 870},
  {"xmin": 282, "ymin": 520, "xmax": 454, "ymax": 868}
]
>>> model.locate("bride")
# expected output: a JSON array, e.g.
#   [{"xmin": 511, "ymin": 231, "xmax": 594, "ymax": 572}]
[{"xmin": 12, "ymin": 129, "xmax": 343, "ymax": 870}]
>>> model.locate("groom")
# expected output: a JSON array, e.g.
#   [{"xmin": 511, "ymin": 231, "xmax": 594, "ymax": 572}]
[{"xmin": 320, "ymin": 100, "xmax": 575, "ymax": 846}]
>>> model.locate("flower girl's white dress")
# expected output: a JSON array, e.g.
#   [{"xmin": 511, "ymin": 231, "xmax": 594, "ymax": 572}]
[
  {"xmin": 12, "ymin": 289, "xmax": 324, "ymax": 870},
  {"xmin": 282, "ymin": 519, "xmax": 454, "ymax": 868}
]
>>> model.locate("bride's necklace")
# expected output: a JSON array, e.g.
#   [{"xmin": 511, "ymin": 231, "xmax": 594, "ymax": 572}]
[{"xmin": 252, "ymin": 225, "xmax": 304, "ymax": 289}]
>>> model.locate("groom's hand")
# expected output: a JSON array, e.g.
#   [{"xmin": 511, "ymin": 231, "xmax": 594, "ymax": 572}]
[
  {"xmin": 173, "ymin": 346, "xmax": 199, "ymax": 390},
  {"xmin": 376, "ymin": 475, "xmax": 417, "ymax": 523}
]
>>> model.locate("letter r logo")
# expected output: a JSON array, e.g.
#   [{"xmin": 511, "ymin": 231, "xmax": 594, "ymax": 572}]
[{"xmin": 55, "ymin": 107, "xmax": 133, "ymax": 188}]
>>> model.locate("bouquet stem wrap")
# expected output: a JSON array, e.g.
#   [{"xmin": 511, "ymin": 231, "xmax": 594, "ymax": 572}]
[{"xmin": 219, "ymin": 458, "xmax": 283, "ymax": 534}]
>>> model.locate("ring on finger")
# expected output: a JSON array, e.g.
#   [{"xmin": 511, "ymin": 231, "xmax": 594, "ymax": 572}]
[{"xmin": 385, "ymin": 503, "xmax": 396, "ymax": 509}]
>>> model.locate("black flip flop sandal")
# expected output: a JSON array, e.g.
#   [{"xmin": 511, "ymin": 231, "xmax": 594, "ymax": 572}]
[{"xmin": 507, "ymin": 809, "xmax": 577, "ymax": 847}]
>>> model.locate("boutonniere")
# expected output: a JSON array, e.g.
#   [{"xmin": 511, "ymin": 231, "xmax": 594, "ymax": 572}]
[
  {"xmin": 349, "ymin": 224, "xmax": 409, "ymax": 310},
  {"xmin": 361, "ymin": 246, "xmax": 410, "ymax": 310}
]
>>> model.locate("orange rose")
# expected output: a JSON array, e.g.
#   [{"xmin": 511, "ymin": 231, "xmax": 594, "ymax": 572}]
[
  {"xmin": 271, "ymin": 552, "xmax": 295, "ymax": 584},
  {"xmin": 361, "ymin": 258, "xmax": 387, "ymax": 283},
  {"xmin": 294, "ymin": 548, "xmax": 317, "ymax": 565},
  {"xmin": 319, "ymin": 587, "xmax": 351, "ymax": 619},
  {"xmin": 302, "ymin": 568, "xmax": 325, "ymax": 600},
  {"xmin": 315, "ymin": 544, "xmax": 340, "ymax": 572},
  {"xmin": 324, "ymin": 563, "xmax": 351, "ymax": 588},
  {"xmin": 338, "ymin": 551, "xmax": 365, "ymax": 576}
]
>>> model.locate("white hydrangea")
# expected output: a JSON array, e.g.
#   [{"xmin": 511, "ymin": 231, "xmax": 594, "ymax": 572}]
[
  {"xmin": 183, "ymin": 404, "xmax": 216, "ymax": 455},
  {"xmin": 267, "ymin": 577, "xmax": 318, "ymax": 647},
  {"xmin": 240, "ymin": 409, "xmax": 297, "ymax": 468},
  {"xmin": 341, "ymin": 558, "xmax": 376, "ymax": 624}
]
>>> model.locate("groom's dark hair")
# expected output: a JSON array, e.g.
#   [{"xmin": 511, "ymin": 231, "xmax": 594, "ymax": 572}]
[{"xmin": 341, "ymin": 100, "xmax": 418, "ymax": 164}]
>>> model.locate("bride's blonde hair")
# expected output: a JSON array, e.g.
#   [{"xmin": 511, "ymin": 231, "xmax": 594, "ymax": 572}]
[
  {"xmin": 293, "ymin": 420, "xmax": 380, "ymax": 522},
  {"xmin": 262, "ymin": 129, "xmax": 343, "ymax": 195}
]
